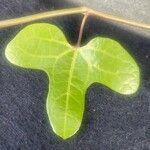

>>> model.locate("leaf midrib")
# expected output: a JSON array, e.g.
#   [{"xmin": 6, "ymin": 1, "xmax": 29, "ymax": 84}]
[{"xmin": 63, "ymin": 50, "xmax": 78, "ymax": 138}]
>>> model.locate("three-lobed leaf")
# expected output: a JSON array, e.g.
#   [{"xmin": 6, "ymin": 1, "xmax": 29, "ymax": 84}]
[{"xmin": 5, "ymin": 23, "xmax": 140, "ymax": 139}]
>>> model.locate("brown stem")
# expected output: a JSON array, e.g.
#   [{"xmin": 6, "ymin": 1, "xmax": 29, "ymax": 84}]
[
  {"xmin": 0, "ymin": 7, "xmax": 149, "ymax": 30},
  {"xmin": 76, "ymin": 13, "xmax": 89, "ymax": 47}
]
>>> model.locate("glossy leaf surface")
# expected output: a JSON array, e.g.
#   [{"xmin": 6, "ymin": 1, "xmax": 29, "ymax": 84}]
[{"xmin": 5, "ymin": 23, "xmax": 140, "ymax": 139}]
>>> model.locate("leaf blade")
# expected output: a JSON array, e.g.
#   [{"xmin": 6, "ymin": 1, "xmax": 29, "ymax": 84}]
[
  {"xmin": 79, "ymin": 37, "xmax": 140, "ymax": 94},
  {"xmin": 5, "ymin": 23, "xmax": 140, "ymax": 139}
]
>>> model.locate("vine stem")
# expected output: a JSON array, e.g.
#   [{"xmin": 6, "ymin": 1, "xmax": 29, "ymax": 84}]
[
  {"xmin": 76, "ymin": 13, "xmax": 89, "ymax": 47},
  {"xmin": 0, "ymin": 6, "xmax": 149, "ymax": 30}
]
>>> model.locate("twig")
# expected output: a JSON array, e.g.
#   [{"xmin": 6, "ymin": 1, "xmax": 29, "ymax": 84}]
[{"xmin": 0, "ymin": 7, "xmax": 149, "ymax": 29}]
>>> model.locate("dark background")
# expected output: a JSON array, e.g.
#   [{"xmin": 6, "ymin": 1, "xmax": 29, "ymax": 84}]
[{"xmin": 0, "ymin": 0, "xmax": 150, "ymax": 149}]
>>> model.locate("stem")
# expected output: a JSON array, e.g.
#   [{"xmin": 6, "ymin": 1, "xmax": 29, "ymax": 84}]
[
  {"xmin": 76, "ymin": 13, "xmax": 88, "ymax": 47},
  {"xmin": 0, "ymin": 7, "xmax": 87, "ymax": 29},
  {"xmin": 0, "ymin": 6, "xmax": 149, "ymax": 29},
  {"xmin": 89, "ymin": 9, "xmax": 150, "ymax": 29}
]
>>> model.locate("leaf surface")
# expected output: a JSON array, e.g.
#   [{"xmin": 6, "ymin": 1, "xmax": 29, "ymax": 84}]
[{"xmin": 5, "ymin": 23, "xmax": 140, "ymax": 139}]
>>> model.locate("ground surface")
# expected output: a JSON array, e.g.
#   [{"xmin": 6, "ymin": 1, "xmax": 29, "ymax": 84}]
[{"xmin": 0, "ymin": 0, "xmax": 150, "ymax": 150}]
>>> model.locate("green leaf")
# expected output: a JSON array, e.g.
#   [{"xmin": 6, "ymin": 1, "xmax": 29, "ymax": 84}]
[{"xmin": 5, "ymin": 23, "xmax": 140, "ymax": 139}]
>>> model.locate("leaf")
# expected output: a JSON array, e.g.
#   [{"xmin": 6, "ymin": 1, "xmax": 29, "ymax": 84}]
[{"xmin": 5, "ymin": 23, "xmax": 140, "ymax": 139}]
